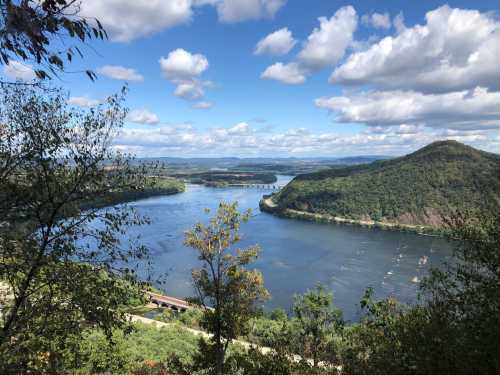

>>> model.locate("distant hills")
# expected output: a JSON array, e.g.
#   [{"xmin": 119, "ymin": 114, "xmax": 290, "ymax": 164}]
[
  {"xmin": 264, "ymin": 141, "xmax": 500, "ymax": 228},
  {"xmin": 135, "ymin": 155, "xmax": 391, "ymax": 176},
  {"xmin": 136, "ymin": 156, "xmax": 390, "ymax": 165}
]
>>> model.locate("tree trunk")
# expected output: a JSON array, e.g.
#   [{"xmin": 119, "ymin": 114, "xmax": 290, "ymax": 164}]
[
  {"xmin": 313, "ymin": 339, "xmax": 318, "ymax": 371},
  {"xmin": 216, "ymin": 339, "xmax": 224, "ymax": 375}
]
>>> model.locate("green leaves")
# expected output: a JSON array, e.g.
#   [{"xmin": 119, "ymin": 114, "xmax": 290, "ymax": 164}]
[
  {"xmin": 185, "ymin": 202, "xmax": 269, "ymax": 373},
  {"xmin": 0, "ymin": 84, "xmax": 154, "ymax": 373},
  {"xmin": 0, "ymin": 0, "xmax": 108, "ymax": 81},
  {"xmin": 293, "ymin": 284, "xmax": 343, "ymax": 369},
  {"xmin": 339, "ymin": 212, "xmax": 500, "ymax": 375}
]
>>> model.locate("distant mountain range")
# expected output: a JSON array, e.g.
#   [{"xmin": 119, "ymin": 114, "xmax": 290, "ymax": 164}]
[
  {"xmin": 264, "ymin": 141, "xmax": 500, "ymax": 228},
  {"xmin": 136, "ymin": 155, "xmax": 390, "ymax": 165},
  {"xmin": 134, "ymin": 155, "xmax": 391, "ymax": 176}
]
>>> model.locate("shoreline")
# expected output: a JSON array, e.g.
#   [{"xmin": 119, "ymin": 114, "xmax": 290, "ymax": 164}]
[
  {"xmin": 83, "ymin": 184, "xmax": 186, "ymax": 210},
  {"xmin": 259, "ymin": 196, "xmax": 442, "ymax": 236}
]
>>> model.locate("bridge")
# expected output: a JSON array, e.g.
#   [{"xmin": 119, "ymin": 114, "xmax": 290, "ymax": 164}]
[
  {"xmin": 228, "ymin": 184, "xmax": 285, "ymax": 190},
  {"xmin": 146, "ymin": 292, "xmax": 192, "ymax": 312}
]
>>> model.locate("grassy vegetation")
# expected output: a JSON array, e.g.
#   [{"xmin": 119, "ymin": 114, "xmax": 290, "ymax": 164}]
[{"xmin": 270, "ymin": 141, "xmax": 500, "ymax": 228}]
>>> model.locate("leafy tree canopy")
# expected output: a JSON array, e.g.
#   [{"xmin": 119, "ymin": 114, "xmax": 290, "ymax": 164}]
[
  {"xmin": 0, "ymin": 83, "xmax": 155, "ymax": 373},
  {"xmin": 185, "ymin": 202, "xmax": 270, "ymax": 375}
]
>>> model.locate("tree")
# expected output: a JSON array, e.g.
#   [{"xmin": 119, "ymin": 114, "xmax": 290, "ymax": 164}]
[
  {"xmin": 0, "ymin": 83, "xmax": 154, "ymax": 373},
  {"xmin": 340, "ymin": 289, "xmax": 409, "ymax": 375},
  {"xmin": 184, "ymin": 202, "xmax": 270, "ymax": 375},
  {"xmin": 269, "ymin": 307, "xmax": 287, "ymax": 322},
  {"xmin": 340, "ymin": 211, "xmax": 500, "ymax": 375},
  {"xmin": 0, "ymin": 0, "xmax": 107, "ymax": 81},
  {"xmin": 420, "ymin": 211, "xmax": 500, "ymax": 373},
  {"xmin": 293, "ymin": 284, "xmax": 343, "ymax": 371}
]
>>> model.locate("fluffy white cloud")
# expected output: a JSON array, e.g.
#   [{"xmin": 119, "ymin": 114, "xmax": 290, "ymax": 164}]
[
  {"xmin": 3, "ymin": 60, "xmax": 36, "ymax": 82},
  {"xmin": 80, "ymin": 0, "xmax": 287, "ymax": 41},
  {"xmin": 260, "ymin": 62, "xmax": 306, "ymax": 84},
  {"xmin": 96, "ymin": 65, "xmax": 144, "ymax": 81},
  {"xmin": 192, "ymin": 101, "xmax": 213, "ymax": 109},
  {"xmin": 126, "ymin": 109, "xmax": 160, "ymax": 125},
  {"xmin": 331, "ymin": 5, "xmax": 500, "ymax": 93},
  {"xmin": 215, "ymin": 0, "xmax": 286, "ymax": 23},
  {"xmin": 261, "ymin": 6, "xmax": 358, "ymax": 84},
  {"xmin": 80, "ymin": 0, "xmax": 193, "ymax": 42},
  {"xmin": 254, "ymin": 28, "xmax": 296, "ymax": 56},
  {"xmin": 160, "ymin": 49, "xmax": 209, "ymax": 81},
  {"xmin": 68, "ymin": 96, "xmax": 101, "ymax": 107},
  {"xmin": 159, "ymin": 49, "xmax": 213, "ymax": 103},
  {"xmin": 361, "ymin": 12, "xmax": 391, "ymax": 29},
  {"xmin": 298, "ymin": 6, "xmax": 358, "ymax": 71},
  {"xmin": 315, "ymin": 87, "xmax": 500, "ymax": 130}
]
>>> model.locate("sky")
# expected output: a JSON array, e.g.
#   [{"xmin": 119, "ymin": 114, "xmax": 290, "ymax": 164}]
[{"xmin": 4, "ymin": 0, "xmax": 500, "ymax": 157}]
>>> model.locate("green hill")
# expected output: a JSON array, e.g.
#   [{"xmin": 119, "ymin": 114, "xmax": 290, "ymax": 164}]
[{"xmin": 265, "ymin": 141, "xmax": 500, "ymax": 228}]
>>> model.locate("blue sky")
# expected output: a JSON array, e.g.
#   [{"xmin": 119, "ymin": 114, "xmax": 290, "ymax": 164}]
[{"xmin": 4, "ymin": 0, "xmax": 500, "ymax": 157}]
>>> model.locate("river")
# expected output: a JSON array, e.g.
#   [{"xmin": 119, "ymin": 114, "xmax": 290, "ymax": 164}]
[{"xmin": 124, "ymin": 175, "xmax": 453, "ymax": 322}]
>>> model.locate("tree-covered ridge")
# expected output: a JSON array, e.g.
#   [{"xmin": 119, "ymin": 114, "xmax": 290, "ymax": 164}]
[
  {"xmin": 83, "ymin": 176, "xmax": 185, "ymax": 209},
  {"xmin": 171, "ymin": 171, "xmax": 278, "ymax": 187},
  {"xmin": 273, "ymin": 141, "xmax": 500, "ymax": 227}
]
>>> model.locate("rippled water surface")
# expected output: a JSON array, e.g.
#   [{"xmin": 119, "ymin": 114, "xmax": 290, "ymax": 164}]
[{"xmin": 125, "ymin": 176, "xmax": 452, "ymax": 321}]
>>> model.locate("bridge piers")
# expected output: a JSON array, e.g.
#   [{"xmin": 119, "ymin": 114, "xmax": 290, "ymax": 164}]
[{"xmin": 147, "ymin": 292, "xmax": 191, "ymax": 313}]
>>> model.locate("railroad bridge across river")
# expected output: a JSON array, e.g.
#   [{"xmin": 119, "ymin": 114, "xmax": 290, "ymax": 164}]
[
  {"xmin": 146, "ymin": 292, "xmax": 191, "ymax": 312},
  {"xmin": 229, "ymin": 184, "xmax": 285, "ymax": 190}
]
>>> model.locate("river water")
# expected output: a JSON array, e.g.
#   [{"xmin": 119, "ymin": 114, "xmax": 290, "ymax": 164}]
[{"xmin": 125, "ymin": 175, "xmax": 453, "ymax": 322}]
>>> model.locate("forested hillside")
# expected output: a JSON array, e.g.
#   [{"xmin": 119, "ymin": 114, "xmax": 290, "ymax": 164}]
[{"xmin": 271, "ymin": 141, "xmax": 500, "ymax": 227}]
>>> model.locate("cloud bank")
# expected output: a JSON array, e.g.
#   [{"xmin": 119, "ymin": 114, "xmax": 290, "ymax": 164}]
[
  {"xmin": 310, "ymin": 5, "xmax": 500, "ymax": 136},
  {"xmin": 113, "ymin": 122, "xmax": 499, "ymax": 157},
  {"xmin": 81, "ymin": 0, "xmax": 287, "ymax": 42}
]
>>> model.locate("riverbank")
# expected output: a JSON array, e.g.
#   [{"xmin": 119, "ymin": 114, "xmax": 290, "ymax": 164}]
[
  {"xmin": 260, "ymin": 196, "xmax": 441, "ymax": 236},
  {"xmin": 83, "ymin": 177, "xmax": 185, "ymax": 210}
]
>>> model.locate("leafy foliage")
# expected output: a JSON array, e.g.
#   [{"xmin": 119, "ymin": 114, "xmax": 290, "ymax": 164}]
[
  {"xmin": 0, "ymin": 84, "xmax": 155, "ymax": 373},
  {"xmin": 293, "ymin": 285, "xmax": 343, "ymax": 369},
  {"xmin": 0, "ymin": 0, "xmax": 107, "ymax": 81},
  {"xmin": 62, "ymin": 323, "xmax": 199, "ymax": 375},
  {"xmin": 339, "ymin": 211, "xmax": 500, "ymax": 375},
  {"xmin": 275, "ymin": 141, "xmax": 500, "ymax": 227},
  {"xmin": 184, "ymin": 202, "xmax": 270, "ymax": 375}
]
